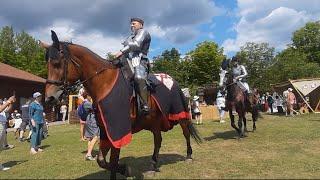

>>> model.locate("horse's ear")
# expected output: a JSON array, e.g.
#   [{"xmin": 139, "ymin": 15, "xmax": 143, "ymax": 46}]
[{"xmin": 51, "ymin": 30, "xmax": 59, "ymax": 48}]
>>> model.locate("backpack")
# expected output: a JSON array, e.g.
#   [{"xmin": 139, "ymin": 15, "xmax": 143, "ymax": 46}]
[{"xmin": 77, "ymin": 102, "xmax": 89, "ymax": 121}]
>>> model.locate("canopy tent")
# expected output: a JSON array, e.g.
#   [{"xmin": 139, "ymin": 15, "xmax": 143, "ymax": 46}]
[{"xmin": 271, "ymin": 78, "xmax": 320, "ymax": 113}]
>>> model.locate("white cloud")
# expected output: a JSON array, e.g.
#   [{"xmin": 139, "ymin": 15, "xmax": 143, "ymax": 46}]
[
  {"xmin": 30, "ymin": 20, "xmax": 122, "ymax": 57},
  {"xmin": 223, "ymin": 0, "xmax": 320, "ymax": 54}
]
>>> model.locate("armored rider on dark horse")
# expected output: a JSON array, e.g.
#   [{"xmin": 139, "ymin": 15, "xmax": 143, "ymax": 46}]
[
  {"xmin": 113, "ymin": 17, "xmax": 151, "ymax": 114},
  {"xmin": 218, "ymin": 56, "xmax": 259, "ymax": 137},
  {"xmin": 219, "ymin": 56, "xmax": 253, "ymax": 109}
]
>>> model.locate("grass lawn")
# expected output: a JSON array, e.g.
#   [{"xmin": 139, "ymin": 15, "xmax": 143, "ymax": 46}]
[{"xmin": 1, "ymin": 113, "xmax": 320, "ymax": 179}]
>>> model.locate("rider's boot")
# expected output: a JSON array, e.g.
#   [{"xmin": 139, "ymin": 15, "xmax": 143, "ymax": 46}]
[{"xmin": 137, "ymin": 79, "xmax": 150, "ymax": 114}]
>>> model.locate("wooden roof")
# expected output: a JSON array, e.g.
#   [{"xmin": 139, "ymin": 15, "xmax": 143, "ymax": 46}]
[{"xmin": 0, "ymin": 62, "xmax": 46, "ymax": 83}]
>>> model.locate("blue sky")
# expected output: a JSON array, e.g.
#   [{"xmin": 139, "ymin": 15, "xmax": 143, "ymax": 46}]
[{"xmin": 0, "ymin": 0, "xmax": 319, "ymax": 59}]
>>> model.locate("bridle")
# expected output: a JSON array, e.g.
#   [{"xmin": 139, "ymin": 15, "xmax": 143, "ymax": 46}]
[{"xmin": 45, "ymin": 42, "xmax": 112, "ymax": 100}]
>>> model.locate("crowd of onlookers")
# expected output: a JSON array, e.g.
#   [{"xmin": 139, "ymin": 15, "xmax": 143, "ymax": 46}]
[
  {"xmin": 189, "ymin": 87, "xmax": 302, "ymax": 125},
  {"xmin": 0, "ymin": 87, "xmax": 102, "ymax": 171},
  {"xmin": 255, "ymin": 88, "xmax": 299, "ymax": 117},
  {"xmin": 0, "ymin": 92, "xmax": 49, "ymax": 170}
]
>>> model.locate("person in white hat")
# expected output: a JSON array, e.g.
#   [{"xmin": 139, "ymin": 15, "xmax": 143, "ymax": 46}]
[
  {"xmin": 192, "ymin": 96, "xmax": 202, "ymax": 125},
  {"xmin": 216, "ymin": 90, "xmax": 226, "ymax": 123},
  {"xmin": 29, "ymin": 92, "xmax": 45, "ymax": 154}
]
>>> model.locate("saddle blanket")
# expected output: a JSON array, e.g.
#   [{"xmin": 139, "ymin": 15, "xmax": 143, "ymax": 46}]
[{"xmin": 97, "ymin": 70, "xmax": 190, "ymax": 148}]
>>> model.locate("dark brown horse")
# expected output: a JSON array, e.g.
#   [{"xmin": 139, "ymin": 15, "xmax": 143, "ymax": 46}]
[
  {"xmin": 225, "ymin": 74, "xmax": 259, "ymax": 138},
  {"xmin": 43, "ymin": 31, "xmax": 201, "ymax": 179}
]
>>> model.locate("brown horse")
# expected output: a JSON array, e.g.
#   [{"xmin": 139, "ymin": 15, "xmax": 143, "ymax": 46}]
[
  {"xmin": 225, "ymin": 74, "xmax": 259, "ymax": 138},
  {"xmin": 43, "ymin": 31, "xmax": 201, "ymax": 179}
]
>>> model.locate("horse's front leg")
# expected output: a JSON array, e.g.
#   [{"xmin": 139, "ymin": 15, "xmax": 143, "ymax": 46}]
[
  {"xmin": 252, "ymin": 105, "xmax": 258, "ymax": 132},
  {"xmin": 237, "ymin": 112, "xmax": 245, "ymax": 138},
  {"xmin": 229, "ymin": 110, "xmax": 240, "ymax": 135}
]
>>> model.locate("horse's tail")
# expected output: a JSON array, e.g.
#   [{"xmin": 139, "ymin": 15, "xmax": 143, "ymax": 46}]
[
  {"xmin": 187, "ymin": 122, "xmax": 202, "ymax": 144},
  {"xmin": 177, "ymin": 87, "xmax": 202, "ymax": 144}
]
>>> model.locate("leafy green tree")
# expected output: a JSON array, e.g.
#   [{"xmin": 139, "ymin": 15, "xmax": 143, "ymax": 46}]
[
  {"xmin": 188, "ymin": 41, "xmax": 224, "ymax": 86},
  {"xmin": 292, "ymin": 21, "xmax": 320, "ymax": 65},
  {"xmin": 0, "ymin": 26, "xmax": 46, "ymax": 77},
  {"xmin": 0, "ymin": 26, "xmax": 16, "ymax": 65},
  {"xmin": 152, "ymin": 48, "xmax": 182, "ymax": 83},
  {"xmin": 237, "ymin": 42, "xmax": 275, "ymax": 91},
  {"xmin": 271, "ymin": 48, "xmax": 320, "ymax": 82}
]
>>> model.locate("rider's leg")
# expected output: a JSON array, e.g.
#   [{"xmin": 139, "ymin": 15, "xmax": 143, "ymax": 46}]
[{"xmin": 134, "ymin": 62, "xmax": 149, "ymax": 113}]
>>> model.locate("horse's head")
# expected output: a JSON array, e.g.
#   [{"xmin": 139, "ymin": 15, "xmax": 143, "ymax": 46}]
[{"xmin": 41, "ymin": 30, "xmax": 81, "ymax": 104}]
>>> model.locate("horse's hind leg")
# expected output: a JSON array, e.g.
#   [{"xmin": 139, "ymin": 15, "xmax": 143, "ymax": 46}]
[
  {"xmin": 180, "ymin": 120, "xmax": 193, "ymax": 161},
  {"xmin": 243, "ymin": 116, "xmax": 248, "ymax": 132},
  {"xmin": 97, "ymin": 139, "xmax": 111, "ymax": 169},
  {"xmin": 149, "ymin": 130, "xmax": 162, "ymax": 172}
]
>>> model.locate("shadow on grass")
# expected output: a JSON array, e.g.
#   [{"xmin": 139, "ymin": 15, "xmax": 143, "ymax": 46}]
[
  {"xmin": 3, "ymin": 160, "xmax": 28, "ymax": 168},
  {"xmin": 78, "ymin": 153, "xmax": 186, "ymax": 179},
  {"xmin": 40, "ymin": 145, "xmax": 51, "ymax": 150},
  {"xmin": 81, "ymin": 150, "xmax": 99, "ymax": 156},
  {"xmin": 308, "ymin": 120, "xmax": 320, "ymax": 122},
  {"xmin": 204, "ymin": 130, "xmax": 238, "ymax": 141}
]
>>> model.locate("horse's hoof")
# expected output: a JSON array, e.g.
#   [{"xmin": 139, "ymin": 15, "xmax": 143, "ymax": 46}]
[
  {"xmin": 96, "ymin": 158, "xmax": 108, "ymax": 169},
  {"xmin": 118, "ymin": 164, "xmax": 132, "ymax": 177},
  {"xmin": 144, "ymin": 170, "xmax": 156, "ymax": 177},
  {"xmin": 185, "ymin": 157, "xmax": 193, "ymax": 163}
]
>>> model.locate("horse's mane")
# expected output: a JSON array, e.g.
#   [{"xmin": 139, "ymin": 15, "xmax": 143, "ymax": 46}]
[{"xmin": 65, "ymin": 42, "xmax": 108, "ymax": 63}]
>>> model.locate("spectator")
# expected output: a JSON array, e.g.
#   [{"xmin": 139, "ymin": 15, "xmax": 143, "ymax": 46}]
[
  {"xmin": 216, "ymin": 90, "xmax": 226, "ymax": 123},
  {"xmin": 13, "ymin": 113, "xmax": 22, "ymax": 140},
  {"xmin": 0, "ymin": 96, "xmax": 15, "ymax": 171},
  {"xmin": 283, "ymin": 90, "xmax": 289, "ymax": 116},
  {"xmin": 192, "ymin": 96, "xmax": 202, "ymax": 125},
  {"xmin": 19, "ymin": 99, "xmax": 32, "ymax": 142},
  {"xmin": 1, "ymin": 100, "xmax": 15, "ymax": 150},
  {"xmin": 77, "ymin": 87, "xmax": 89, "ymax": 141},
  {"xmin": 287, "ymin": 88, "xmax": 296, "ymax": 117},
  {"xmin": 60, "ymin": 102, "xmax": 67, "ymax": 122},
  {"xmin": 266, "ymin": 92, "xmax": 274, "ymax": 113},
  {"xmin": 83, "ymin": 101, "xmax": 99, "ymax": 161},
  {"xmin": 275, "ymin": 95, "xmax": 284, "ymax": 114},
  {"xmin": 260, "ymin": 94, "xmax": 266, "ymax": 112},
  {"xmin": 29, "ymin": 92, "xmax": 45, "ymax": 155}
]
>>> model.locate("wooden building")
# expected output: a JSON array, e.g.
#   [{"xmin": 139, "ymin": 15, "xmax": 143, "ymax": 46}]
[{"xmin": 0, "ymin": 62, "xmax": 46, "ymax": 109}]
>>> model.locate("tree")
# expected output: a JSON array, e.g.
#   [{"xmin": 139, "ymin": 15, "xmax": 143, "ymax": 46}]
[
  {"xmin": 188, "ymin": 41, "xmax": 224, "ymax": 86},
  {"xmin": 152, "ymin": 48, "xmax": 183, "ymax": 84},
  {"xmin": 237, "ymin": 42, "xmax": 275, "ymax": 91},
  {"xmin": 0, "ymin": 26, "xmax": 47, "ymax": 77},
  {"xmin": 271, "ymin": 48, "xmax": 320, "ymax": 82},
  {"xmin": 0, "ymin": 26, "xmax": 16, "ymax": 65},
  {"xmin": 292, "ymin": 21, "xmax": 320, "ymax": 65}
]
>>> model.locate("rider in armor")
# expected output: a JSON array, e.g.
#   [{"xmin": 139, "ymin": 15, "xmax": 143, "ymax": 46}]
[
  {"xmin": 218, "ymin": 56, "xmax": 252, "ymax": 108},
  {"xmin": 114, "ymin": 17, "xmax": 151, "ymax": 113},
  {"xmin": 230, "ymin": 56, "xmax": 251, "ymax": 94}
]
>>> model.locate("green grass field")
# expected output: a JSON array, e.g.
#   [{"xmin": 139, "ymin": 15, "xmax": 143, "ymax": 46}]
[{"xmin": 1, "ymin": 113, "xmax": 320, "ymax": 179}]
